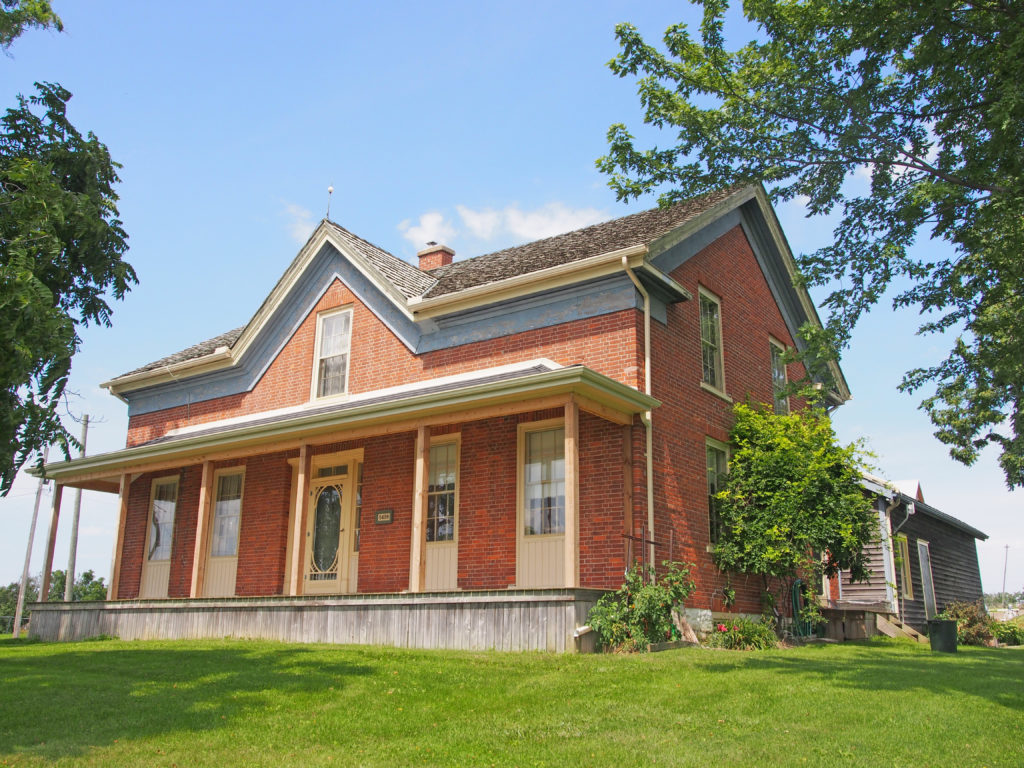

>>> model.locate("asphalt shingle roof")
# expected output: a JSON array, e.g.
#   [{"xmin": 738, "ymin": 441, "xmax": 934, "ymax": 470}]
[{"xmin": 114, "ymin": 189, "xmax": 736, "ymax": 382}]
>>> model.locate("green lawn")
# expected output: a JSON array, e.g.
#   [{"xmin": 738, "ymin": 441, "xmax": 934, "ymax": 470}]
[{"xmin": 0, "ymin": 636, "xmax": 1020, "ymax": 767}]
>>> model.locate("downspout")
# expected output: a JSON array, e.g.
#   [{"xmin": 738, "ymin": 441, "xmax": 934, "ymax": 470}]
[{"xmin": 622, "ymin": 256, "xmax": 655, "ymax": 576}]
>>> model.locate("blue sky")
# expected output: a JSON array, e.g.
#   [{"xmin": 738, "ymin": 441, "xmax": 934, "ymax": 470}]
[{"xmin": 2, "ymin": 1, "xmax": 1019, "ymax": 595}]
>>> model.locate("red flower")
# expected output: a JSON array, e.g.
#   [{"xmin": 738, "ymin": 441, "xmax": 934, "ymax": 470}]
[{"xmin": 717, "ymin": 623, "xmax": 727, "ymax": 632}]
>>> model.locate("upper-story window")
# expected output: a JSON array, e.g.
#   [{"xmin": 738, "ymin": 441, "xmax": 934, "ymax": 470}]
[
  {"xmin": 313, "ymin": 307, "xmax": 352, "ymax": 398},
  {"xmin": 699, "ymin": 288, "xmax": 725, "ymax": 392},
  {"xmin": 770, "ymin": 338, "xmax": 789, "ymax": 414}
]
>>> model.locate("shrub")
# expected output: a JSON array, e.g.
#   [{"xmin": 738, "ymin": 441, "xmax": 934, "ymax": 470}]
[
  {"xmin": 706, "ymin": 616, "xmax": 779, "ymax": 650},
  {"xmin": 588, "ymin": 561, "xmax": 695, "ymax": 652},
  {"xmin": 992, "ymin": 618, "xmax": 1024, "ymax": 646},
  {"xmin": 935, "ymin": 600, "xmax": 993, "ymax": 646}
]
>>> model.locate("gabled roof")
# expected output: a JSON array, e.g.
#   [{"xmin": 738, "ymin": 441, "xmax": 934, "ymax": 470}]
[
  {"xmin": 103, "ymin": 185, "xmax": 844, "ymax": 401},
  {"xmin": 422, "ymin": 187, "xmax": 736, "ymax": 298}
]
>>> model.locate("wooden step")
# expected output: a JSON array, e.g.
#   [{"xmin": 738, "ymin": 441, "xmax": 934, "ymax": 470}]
[{"xmin": 876, "ymin": 614, "xmax": 929, "ymax": 644}]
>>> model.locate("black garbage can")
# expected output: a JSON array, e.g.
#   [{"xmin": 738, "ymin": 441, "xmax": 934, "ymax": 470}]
[{"xmin": 929, "ymin": 619, "xmax": 958, "ymax": 653}]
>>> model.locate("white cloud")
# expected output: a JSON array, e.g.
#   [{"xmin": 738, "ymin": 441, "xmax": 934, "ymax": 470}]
[
  {"xmin": 455, "ymin": 205, "xmax": 502, "ymax": 240},
  {"xmin": 456, "ymin": 202, "xmax": 606, "ymax": 244},
  {"xmin": 398, "ymin": 212, "xmax": 457, "ymax": 249},
  {"xmin": 282, "ymin": 202, "xmax": 316, "ymax": 244}
]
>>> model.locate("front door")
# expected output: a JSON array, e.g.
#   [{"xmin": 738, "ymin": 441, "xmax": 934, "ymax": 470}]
[
  {"xmin": 304, "ymin": 469, "xmax": 354, "ymax": 594},
  {"xmin": 140, "ymin": 476, "xmax": 179, "ymax": 598}
]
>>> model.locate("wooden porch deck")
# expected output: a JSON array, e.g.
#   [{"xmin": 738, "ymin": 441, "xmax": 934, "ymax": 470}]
[{"xmin": 28, "ymin": 588, "xmax": 605, "ymax": 653}]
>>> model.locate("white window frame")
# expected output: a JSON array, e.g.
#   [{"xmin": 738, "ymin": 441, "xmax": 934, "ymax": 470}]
[
  {"xmin": 705, "ymin": 438, "xmax": 729, "ymax": 548},
  {"xmin": 769, "ymin": 337, "xmax": 790, "ymax": 415},
  {"xmin": 209, "ymin": 468, "xmax": 245, "ymax": 559},
  {"xmin": 698, "ymin": 286, "xmax": 727, "ymax": 397},
  {"xmin": 310, "ymin": 306, "xmax": 353, "ymax": 400},
  {"xmin": 518, "ymin": 420, "xmax": 566, "ymax": 538}
]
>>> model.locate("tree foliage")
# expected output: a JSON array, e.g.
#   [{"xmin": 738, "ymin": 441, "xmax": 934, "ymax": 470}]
[
  {"xmin": 599, "ymin": 0, "xmax": 1024, "ymax": 488},
  {"xmin": 1, "ymin": 1, "xmax": 135, "ymax": 494},
  {"xmin": 0, "ymin": 0, "xmax": 60, "ymax": 51},
  {"xmin": 712, "ymin": 402, "xmax": 876, "ymax": 623}
]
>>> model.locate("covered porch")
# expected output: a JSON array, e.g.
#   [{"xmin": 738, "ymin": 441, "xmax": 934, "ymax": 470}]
[{"xmin": 30, "ymin": 363, "xmax": 655, "ymax": 650}]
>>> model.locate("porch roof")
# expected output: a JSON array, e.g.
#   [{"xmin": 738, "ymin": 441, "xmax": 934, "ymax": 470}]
[{"xmin": 35, "ymin": 362, "xmax": 658, "ymax": 493}]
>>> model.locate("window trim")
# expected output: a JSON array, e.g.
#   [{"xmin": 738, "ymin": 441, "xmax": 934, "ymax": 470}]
[
  {"xmin": 705, "ymin": 437, "xmax": 730, "ymax": 549},
  {"xmin": 310, "ymin": 305, "xmax": 353, "ymax": 401},
  {"xmin": 209, "ymin": 467, "xmax": 245, "ymax": 559},
  {"xmin": 769, "ymin": 337, "xmax": 790, "ymax": 415},
  {"xmin": 144, "ymin": 475, "xmax": 180, "ymax": 563},
  {"xmin": 426, "ymin": 434, "xmax": 461, "ymax": 546},
  {"xmin": 517, "ymin": 418, "xmax": 567, "ymax": 539},
  {"xmin": 698, "ymin": 286, "xmax": 726, "ymax": 396},
  {"xmin": 894, "ymin": 534, "xmax": 914, "ymax": 599}
]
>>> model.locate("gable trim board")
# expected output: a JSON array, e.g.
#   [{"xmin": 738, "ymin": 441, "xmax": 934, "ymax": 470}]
[{"xmin": 101, "ymin": 184, "xmax": 847, "ymax": 412}]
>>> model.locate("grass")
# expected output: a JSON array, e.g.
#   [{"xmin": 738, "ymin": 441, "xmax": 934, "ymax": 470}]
[{"xmin": 0, "ymin": 636, "xmax": 1021, "ymax": 767}]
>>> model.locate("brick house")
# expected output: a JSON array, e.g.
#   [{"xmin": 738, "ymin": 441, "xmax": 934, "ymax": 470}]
[{"xmin": 31, "ymin": 184, "xmax": 849, "ymax": 650}]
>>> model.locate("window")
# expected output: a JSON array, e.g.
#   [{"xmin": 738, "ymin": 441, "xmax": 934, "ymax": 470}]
[
  {"xmin": 895, "ymin": 535, "xmax": 913, "ymax": 599},
  {"xmin": 147, "ymin": 478, "xmax": 179, "ymax": 561},
  {"xmin": 699, "ymin": 289, "xmax": 725, "ymax": 391},
  {"xmin": 210, "ymin": 471, "xmax": 243, "ymax": 557},
  {"xmin": 313, "ymin": 308, "xmax": 352, "ymax": 398},
  {"xmin": 427, "ymin": 443, "xmax": 458, "ymax": 542},
  {"xmin": 523, "ymin": 427, "xmax": 565, "ymax": 536},
  {"xmin": 706, "ymin": 441, "xmax": 728, "ymax": 544},
  {"xmin": 770, "ymin": 339, "xmax": 789, "ymax": 414}
]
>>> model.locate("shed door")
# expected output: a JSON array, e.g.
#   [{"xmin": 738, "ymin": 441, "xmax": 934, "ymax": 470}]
[{"xmin": 917, "ymin": 540, "xmax": 937, "ymax": 620}]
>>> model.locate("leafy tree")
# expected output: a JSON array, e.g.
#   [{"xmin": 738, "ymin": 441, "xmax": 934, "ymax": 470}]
[
  {"xmin": 599, "ymin": 1, "xmax": 1024, "ymax": 488},
  {"xmin": 711, "ymin": 402, "xmax": 876, "ymax": 625},
  {"xmin": 45, "ymin": 569, "xmax": 107, "ymax": 602},
  {"xmin": 0, "ymin": 575, "xmax": 37, "ymax": 621},
  {"xmin": 1, "ymin": 1, "xmax": 135, "ymax": 493},
  {"xmin": 0, "ymin": 0, "xmax": 60, "ymax": 50}
]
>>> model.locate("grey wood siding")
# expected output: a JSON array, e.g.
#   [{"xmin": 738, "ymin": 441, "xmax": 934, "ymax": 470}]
[
  {"xmin": 839, "ymin": 537, "xmax": 888, "ymax": 605},
  {"xmin": 27, "ymin": 589, "xmax": 605, "ymax": 653},
  {"xmin": 894, "ymin": 512, "xmax": 984, "ymax": 633}
]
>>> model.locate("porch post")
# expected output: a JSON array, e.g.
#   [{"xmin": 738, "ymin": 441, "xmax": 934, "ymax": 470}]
[
  {"xmin": 107, "ymin": 474, "xmax": 130, "ymax": 600},
  {"xmin": 409, "ymin": 426, "xmax": 429, "ymax": 592},
  {"xmin": 189, "ymin": 461, "xmax": 214, "ymax": 598},
  {"xmin": 288, "ymin": 444, "xmax": 310, "ymax": 596},
  {"xmin": 564, "ymin": 397, "xmax": 580, "ymax": 588},
  {"xmin": 38, "ymin": 484, "xmax": 64, "ymax": 602}
]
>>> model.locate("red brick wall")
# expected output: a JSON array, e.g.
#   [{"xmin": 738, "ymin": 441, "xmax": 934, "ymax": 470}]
[
  {"xmin": 578, "ymin": 412, "xmax": 627, "ymax": 589},
  {"xmin": 127, "ymin": 281, "xmax": 642, "ymax": 446},
  {"xmin": 167, "ymin": 465, "xmax": 201, "ymax": 598},
  {"xmin": 234, "ymin": 452, "xmax": 292, "ymax": 596},
  {"xmin": 356, "ymin": 432, "xmax": 416, "ymax": 593},
  {"xmin": 649, "ymin": 225, "xmax": 808, "ymax": 614}
]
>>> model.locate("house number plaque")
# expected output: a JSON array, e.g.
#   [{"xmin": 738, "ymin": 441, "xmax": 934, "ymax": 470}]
[{"xmin": 375, "ymin": 509, "xmax": 394, "ymax": 525}]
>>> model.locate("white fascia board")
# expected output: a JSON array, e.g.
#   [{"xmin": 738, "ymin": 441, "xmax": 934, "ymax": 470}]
[
  {"xmin": 407, "ymin": 244, "xmax": 649, "ymax": 319},
  {"xmin": 100, "ymin": 348, "xmax": 234, "ymax": 393},
  {"xmin": 647, "ymin": 185, "xmax": 758, "ymax": 259}
]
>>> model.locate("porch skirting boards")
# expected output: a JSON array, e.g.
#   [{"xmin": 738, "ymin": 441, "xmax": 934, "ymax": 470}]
[{"xmin": 27, "ymin": 589, "xmax": 606, "ymax": 653}]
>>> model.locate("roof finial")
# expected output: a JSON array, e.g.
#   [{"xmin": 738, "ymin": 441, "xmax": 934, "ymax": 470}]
[{"xmin": 326, "ymin": 185, "xmax": 334, "ymax": 219}]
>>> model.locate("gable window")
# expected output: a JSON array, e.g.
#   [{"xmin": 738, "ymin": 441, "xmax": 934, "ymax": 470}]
[
  {"xmin": 706, "ymin": 440, "xmax": 728, "ymax": 545},
  {"xmin": 313, "ymin": 307, "xmax": 352, "ymax": 398},
  {"xmin": 427, "ymin": 442, "xmax": 458, "ymax": 542},
  {"xmin": 699, "ymin": 288, "xmax": 725, "ymax": 392},
  {"xmin": 523, "ymin": 426, "xmax": 565, "ymax": 536},
  {"xmin": 770, "ymin": 339, "xmax": 789, "ymax": 414},
  {"xmin": 210, "ymin": 471, "xmax": 244, "ymax": 558}
]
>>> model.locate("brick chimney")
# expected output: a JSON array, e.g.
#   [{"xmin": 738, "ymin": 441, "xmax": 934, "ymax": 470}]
[{"xmin": 417, "ymin": 241, "xmax": 455, "ymax": 271}]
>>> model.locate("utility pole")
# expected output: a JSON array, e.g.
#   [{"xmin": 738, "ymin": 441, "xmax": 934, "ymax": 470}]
[
  {"xmin": 13, "ymin": 447, "xmax": 49, "ymax": 637},
  {"xmin": 1002, "ymin": 544, "xmax": 1010, "ymax": 607},
  {"xmin": 64, "ymin": 415, "xmax": 89, "ymax": 602}
]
